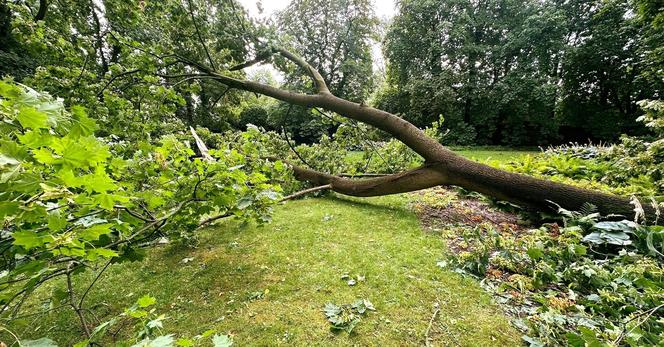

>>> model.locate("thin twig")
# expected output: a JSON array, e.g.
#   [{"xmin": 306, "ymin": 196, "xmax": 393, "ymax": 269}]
[
  {"xmin": 186, "ymin": 0, "xmax": 216, "ymax": 70},
  {"xmin": 78, "ymin": 260, "xmax": 113, "ymax": 308},
  {"xmin": 67, "ymin": 265, "xmax": 91, "ymax": 338},
  {"xmin": 613, "ymin": 304, "xmax": 664, "ymax": 345},
  {"xmin": 96, "ymin": 69, "xmax": 141, "ymax": 97},
  {"xmin": 280, "ymin": 184, "xmax": 332, "ymax": 202},
  {"xmin": 198, "ymin": 212, "xmax": 233, "ymax": 227},
  {"xmin": 211, "ymin": 86, "xmax": 231, "ymax": 107},
  {"xmin": 280, "ymin": 104, "xmax": 314, "ymax": 168},
  {"xmin": 424, "ymin": 303, "xmax": 440, "ymax": 347}
]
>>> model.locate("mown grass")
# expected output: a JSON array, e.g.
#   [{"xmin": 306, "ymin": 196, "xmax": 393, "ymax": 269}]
[
  {"xmin": 449, "ymin": 146, "xmax": 539, "ymax": 163},
  {"xmin": 347, "ymin": 146, "xmax": 539, "ymax": 169},
  {"xmin": 8, "ymin": 194, "xmax": 520, "ymax": 346}
]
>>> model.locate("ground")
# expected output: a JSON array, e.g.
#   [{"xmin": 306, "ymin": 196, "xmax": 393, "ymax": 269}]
[
  {"xmin": 5, "ymin": 149, "xmax": 530, "ymax": 346},
  {"xmin": 448, "ymin": 146, "xmax": 537, "ymax": 163}
]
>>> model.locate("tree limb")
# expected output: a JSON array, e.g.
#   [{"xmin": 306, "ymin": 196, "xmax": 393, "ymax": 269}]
[
  {"xmin": 185, "ymin": 0, "xmax": 216, "ymax": 71},
  {"xmin": 280, "ymin": 184, "xmax": 332, "ymax": 201},
  {"xmin": 179, "ymin": 48, "xmax": 661, "ymax": 224}
]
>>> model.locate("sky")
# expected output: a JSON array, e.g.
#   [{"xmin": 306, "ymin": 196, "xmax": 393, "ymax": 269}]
[
  {"xmin": 238, "ymin": 0, "xmax": 397, "ymax": 20},
  {"xmin": 237, "ymin": 0, "xmax": 397, "ymax": 79}
]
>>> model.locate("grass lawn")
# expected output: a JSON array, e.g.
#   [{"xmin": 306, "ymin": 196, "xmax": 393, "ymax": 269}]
[
  {"xmin": 450, "ymin": 146, "xmax": 539, "ymax": 163},
  {"xmin": 347, "ymin": 146, "xmax": 539, "ymax": 169},
  {"xmin": 9, "ymin": 194, "xmax": 520, "ymax": 346}
]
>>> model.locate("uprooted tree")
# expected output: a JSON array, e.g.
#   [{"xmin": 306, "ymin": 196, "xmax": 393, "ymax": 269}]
[{"xmin": 172, "ymin": 46, "xmax": 658, "ymax": 224}]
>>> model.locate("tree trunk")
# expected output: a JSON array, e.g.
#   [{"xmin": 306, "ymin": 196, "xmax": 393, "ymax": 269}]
[
  {"xmin": 34, "ymin": 0, "xmax": 48, "ymax": 21},
  {"xmin": 181, "ymin": 48, "xmax": 660, "ymax": 224}
]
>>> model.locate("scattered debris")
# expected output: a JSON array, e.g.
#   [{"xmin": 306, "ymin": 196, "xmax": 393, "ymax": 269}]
[
  {"xmin": 323, "ymin": 299, "xmax": 376, "ymax": 333},
  {"xmin": 340, "ymin": 272, "xmax": 365, "ymax": 286},
  {"xmin": 181, "ymin": 257, "xmax": 195, "ymax": 264}
]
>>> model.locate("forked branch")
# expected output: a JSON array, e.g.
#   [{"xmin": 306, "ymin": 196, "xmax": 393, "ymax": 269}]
[{"xmin": 178, "ymin": 47, "xmax": 660, "ymax": 224}]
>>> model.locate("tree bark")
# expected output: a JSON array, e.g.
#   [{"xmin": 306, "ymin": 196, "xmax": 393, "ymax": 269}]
[
  {"xmin": 179, "ymin": 48, "xmax": 659, "ymax": 224},
  {"xmin": 34, "ymin": 0, "xmax": 48, "ymax": 21}
]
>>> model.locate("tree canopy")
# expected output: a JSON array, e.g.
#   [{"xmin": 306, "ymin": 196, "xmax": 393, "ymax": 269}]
[{"xmin": 379, "ymin": 0, "xmax": 664, "ymax": 145}]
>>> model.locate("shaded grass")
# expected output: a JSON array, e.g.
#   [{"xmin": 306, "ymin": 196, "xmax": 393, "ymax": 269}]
[{"xmin": 8, "ymin": 195, "xmax": 519, "ymax": 346}]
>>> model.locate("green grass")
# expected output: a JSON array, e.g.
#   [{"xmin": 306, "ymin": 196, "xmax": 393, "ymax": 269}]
[
  {"xmin": 9, "ymin": 195, "xmax": 519, "ymax": 346},
  {"xmin": 450, "ymin": 146, "xmax": 539, "ymax": 163},
  {"xmin": 347, "ymin": 146, "xmax": 539, "ymax": 168}
]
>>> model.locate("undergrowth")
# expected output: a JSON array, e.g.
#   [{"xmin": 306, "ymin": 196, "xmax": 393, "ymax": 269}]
[{"xmin": 437, "ymin": 204, "xmax": 664, "ymax": 347}]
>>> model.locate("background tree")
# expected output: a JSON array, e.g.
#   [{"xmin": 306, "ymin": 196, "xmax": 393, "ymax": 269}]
[
  {"xmin": 271, "ymin": 0, "xmax": 378, "ymax": 143},
  {"xmin": 379, "ymin": 0, "xmax": 660, "ymax": 146}
]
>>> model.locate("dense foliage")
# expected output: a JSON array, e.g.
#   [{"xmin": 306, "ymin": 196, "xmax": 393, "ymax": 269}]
[
  {"xmin": 0, "ymin": 81, "xmax": 285, "ymax": 344},
  {"xmin": 379, "ymin": 0, "xmax": 664, "ymax": 146},
  {"xmin": 439, "ymin": 204, "xmax": 663, "ymax": 346}
]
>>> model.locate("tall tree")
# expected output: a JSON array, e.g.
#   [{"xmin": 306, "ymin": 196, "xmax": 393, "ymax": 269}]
[
  {"xmin": 380, "ymin": 0, "xmax": 659, "ymax": 145},
  {"xmin": 276, "ymin": 0, "xmax": 378, "ymax": 101},
  {"xmin": 382, "ymin": 0, "xmax": 563, "ymax": 145},
  {"xmin": 558, "ymin": 0, "xmax": 650, "ymax": 140}
]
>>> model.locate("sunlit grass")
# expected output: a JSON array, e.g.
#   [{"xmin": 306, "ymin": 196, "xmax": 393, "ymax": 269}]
[{"xmin": 449, "ymin": 146, "xmax": 539, "ymax": 163}]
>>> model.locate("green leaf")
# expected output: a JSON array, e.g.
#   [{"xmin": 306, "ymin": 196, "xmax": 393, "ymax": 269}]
[
  {"xmin": 78, "ymin": 223, "xmax": 112, "ymax": 241},
  {"xmin": 0, "ymin": 201, "xmax": 19, "ymax": 218},
  {"xmin": 212, "ymin": 334, "xmax": 233, "ymax": 347},
  {"xmin": 237, "ymin": 197, "xmax": 253, "ymax": 210},
  {"xmin": 57, "ymin": 169, "xmax": 80, "ymax": 188},
  {"xmin": 69, "ymin": 106, "xmax": 98, "ymax": 138},
  {"xmin": 200, "ymin": 329, "xmax": 216, "ymax": 338},
  {"xmin": 17, "ymin": 106, "xmax": 49, "ymax": 129},
  {"xmin": 521, "ymin": 335, "xmax": 544, "ymax": 347},
  {"xmin": 175, "ymin": 339, "xmax": 194, "ymax": 347},
  {"xmin": 12, "ymin": 230, "xmax": 46, "ymax": 250},
  {"xmin": 131, "ymin": 335, "xmax": 174, "ymax": 347},
  {"xmin": 21, "ymin": 338, "xmax": 58, "ymax": 347},
  {"xmin": 18, "ymin": 130, "xmax": 52, "ymax": 148},
  {"xmin": 82, "ymin": 170, "xmax": 117, "ymax": 193},
  {"xmin": 566, "ymin": 333, "xmax": 585, "ymax": 347},
  {"xmin": 51, "ymin": 137, "xmax": 89, "ymax": 168},
  {"xmin": 47, "ymin": 214, "xmax": 67, "ymax": 232},
  {"xmin": 137, "ymin": 294, "xmax": 156, "ymax": 308},
  {"xmin": 33, "ymin": 148, "xmax": 57, "ymax": 165},
  {"xmin": 87, "ymin": 248, "xmax": 118, "ymax": 260},
  {"xmin": 526, "ymin": 247, "xmax": 544, "ymax": 260},
  {"xmin": 95, "ymin": 193, "xmax": 116, "ymax": 211},
  {"xmin": 577, "ymin": 327, "xmax": 603, "ymax": 347},
  {"xmin": 593, "ymin": 220, "xmax": 637, "ymax": 232}
]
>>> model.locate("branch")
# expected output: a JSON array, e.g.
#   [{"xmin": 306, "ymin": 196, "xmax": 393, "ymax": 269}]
[
  {"xmin": 34, "ymin": 0, "xmax": 48, "ymax": 21},
  {"xmin": 177, "ymin": 47, "xmax": 659, "ymax": 223},
  {"xmin": 273, "ymin": 47, "xmax": 330, "ymax": 94},
  {"xmin": 280, "ymin": 184, "xmax": 332, "ymax": 202},
  {"xmin": 198, "ymin": 212, "xmax": 232, "ymax": 227},
  {"xmin": 424, "ymin": 303, "xmax": 441, "ymax": 347},
  {"xmin": 225, "ymin": 46, "xmax": 330, "ymax": 94},
  {"xmin": 190, "ymin": 126, "xmax": 214, "ymax": 161},
  {"xmin": 97, "ymin": 69, "xmax": 141, "ymax": 97},
  {"xmin": 186, "ymin": 0, "xmax": 216, "ymax": 70},
  {"xmin": 78, "ymin": 260, "xmax": 112, "ymax": 308},
  {"xmin": 229, "ymin": 48, "xmax": 274, "ymax": 71},
  {"xmin": 287, "ymin": 161, "xmax": 447, "ymax": 197}
]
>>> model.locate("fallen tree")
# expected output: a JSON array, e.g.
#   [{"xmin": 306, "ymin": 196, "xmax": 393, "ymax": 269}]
[{"xmin": 174, "ymin": 47, "xmax": 659, "ymax": 223}]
